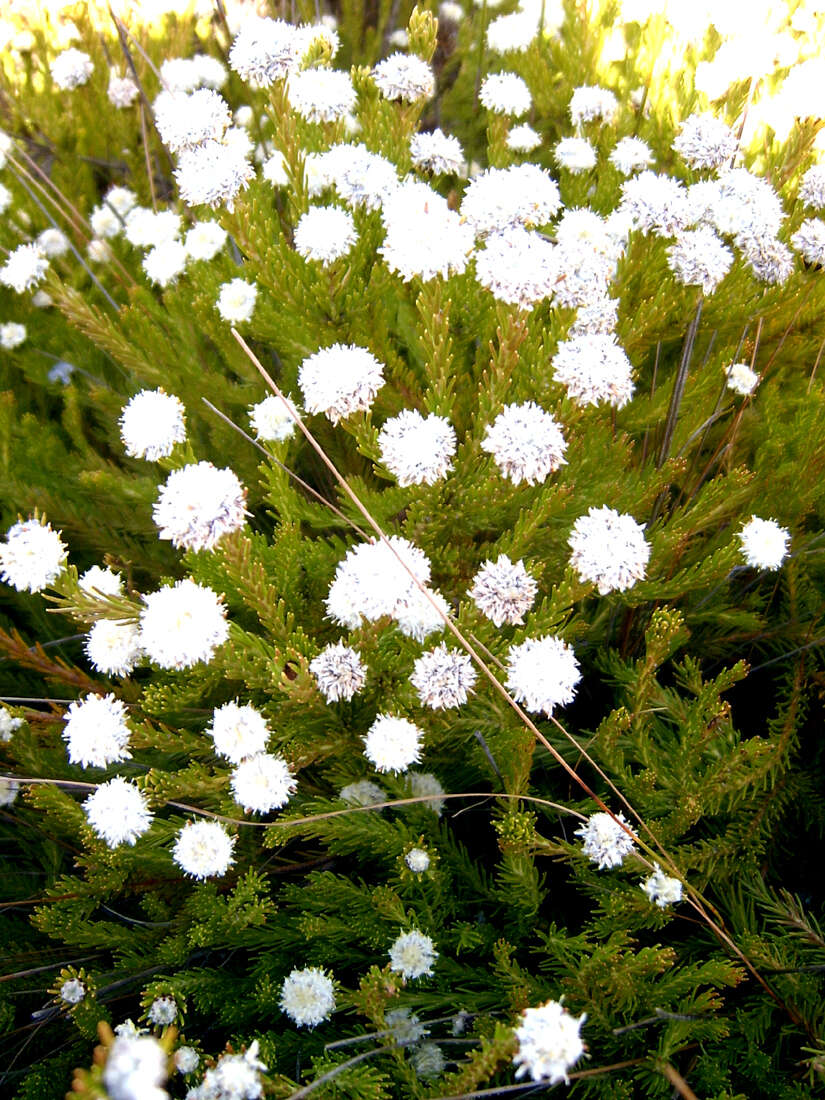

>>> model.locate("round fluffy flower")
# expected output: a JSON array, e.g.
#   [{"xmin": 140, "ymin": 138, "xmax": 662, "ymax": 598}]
[
  {"xmin": 63, "ymin": 693, "xmax": 131, "ymax": 768},
  {"xmin": 666, "ymin": 227, "xmax": 733, "ymax": 293},
  {"xmin": 154, "ymin": 88, "xmax": 231, "ymax": 153},
  {"xmin": 325, "ymin": 536, "xmax": 433, "ymax": 629},
  {"xmin": 799, "ymin": 163, "xmax": 825, "ymax": 210},
  {"xmin": 298, "ymin": 343, "xmax": 384, "ymax": 423},
  {"xmin": 513, "ymin": 1000, "xmax": 586, "ymax": 1083},
  {"xmin": 410, "ymin": 644, "xmax": 476, "ymax": 709},
  {"xmin": 372, "ymin": 53, "xmax": 434, "ymax": 102},
  {"xmin": 294, "ymin": 205, "xmax": 357, "ymax": 264},
  {"xmin": 0, "ymin": 322, "xmax": 26, "ymax": 349},
  {"xmin": 408, "ymin": 772, "xmax": 445, "ymax": 815},
  {"xmin": 103, "ymin": 1035, "xmax": 167, "ymax": 1100},
  {"xmin": 209, "ymin": 701, "xmax": 270, "ymax": 764},
  {"xmin": 229, "ymin": 16, "xmax": 300, "ymax": 86},
  {"xmin": 405, "ymin": 847, "xmax": 430, "ymax": 872},
  {"xmin": 120, "ymin": 388, "xmax": 186, "ymax": 461},
  {"xmin": 460, "ymin": 164, "xmax": 562, "ymax": 236},
  {"xmin": 315, "ymin": 142, "xmax": 399, "ymax": 210},
  {"xmin": 172, "ymin": 820, "xmax": 235, "ymax": 879},
  {"xmin": 148, "ymin": 996, "xmax": 177, "ymax": 1026},
  {"xmin": 230, "ymin": 752, "xmax": 297, "ymax": 813},
  {"xmin": 0, "ymin": 243, "xmax": 48, "ymax": 293},
  {"xmin": 50, "ymin": 48, "xmax": 93, "ymax": 90},
  {"xmin": 742, "ymin": 236, "xmax": 795, "ymax": 286},
  {"xmin": 551, "ymin": 333, "xmax": 635, "ymax": 408},
  {"xmin": 124, "ymin": 207, "xmax": 182, "ymax": 249},
  {"xmin": 1, "ymin": 517, "xmax": 67, "ymax": 592},
  {"xmin": 619, "ymin": 171, "xmax": 692, "ymax": 237},
  {"xmin": 673, "ymin": 113, "xmax": 738, "ymax": 171},
  {"xmin": 85, "ymin": 619, "xmax": 143, "ymax": 678},
  {"xmin": 139, "ymin": 579, "xmax": 229, "ymax": 669},
  {"xmin": 554, "ymin": 137, "xmax": 597, "ymax": 173},
  {"xmin": 364, "ymin": 715, "xmax": 423, "ymax": 773},
  {"xmin": 395, "ymin": 586, "xmax": 449, "ymax": 642},
  {"xmin": 711, "ymin": 168, "xmax": 784, "ymax": 245},
  {"xmin": 175, "ymin": 131, "xmax": 254, "ymax": 211},
  {"xmin": 108, "ymin": 73, "xmax": 139, "ymax": 108},
  {"xmin": 468, "ymin": 555, "xmax": 537, "ymax": 627},
  {"xmin": 505, "ymin": 635, "xmax": 581, "ymax": 715},
  {"xmin": 506, "ymin": 123, "xmax": 541, "ymax": 153},
  {"xmin": 249, "ymin": 393, "xmax": 299, "ymax": 441},
  {"xmin": 174, "ymin": 1047, "xmax": 199, "ymax": 1074},
  {"xmin": 575, "ymin": 811, "xmax": 636, "ymax": 869},
  {"xmin": 184, "ymin": 220, "xmax": 227, "ymax": 261},
  {"xmin": 570, "ymin": 85, "xmax": 618, "ymax": 126},
  {"xmin": 481, "ymin": 402, "xmax": 567, "ymax": 485},
  {"xmin": 216, "ymin": 278, "xmax": 257, "ymax": 323},
  {"xmin": 340, "ymin": 779, "xmax": 384, "ymax": 806},
  {"xmin": 386, "ymin": 1006, "xmax": 428, "ymax": 1044},
  {"xmin": 739, "ymin": 516, "xmax": 790, "ymax": 570},
  {"xmin": 410, "ymin": 129, "xmax": 466, "ymax": 175},
  {"xmin": 280, "ymin": 967, "xmax": 335, "ymax": 1027},
  {"xmin": 570, "ymin": 296, "xmax": 620, "ymax": 336},
  {"xmin": 726, "ymin": 361, "xmax": 759, "ymax": 395},
  {"xmin": 378, "ymin": 410, "xmax": 456, "ymax": 486},
  {"xmin": 791, "ymin": 218, "xmax": 825, "ymax": 266},
  {"xmin": 91, "ymin": 204, "xmax": 121, "ymax": 238},
  {"xmin": 310, "ymin": 642, "xmax": 367, "ymax": 702},
  {"xmin": 201, "ymin": 1042, "xmax": 266, "ymax": 1098},
  {"xmin": 486, "ymin": 9, "xmax": 541, "ymax": 53},
  {"xmin": 641, "ymin": 863, "xmax": 683, "ymax": 907},
  {"xmin": 287, "ymin": 68, "xmax": 356, "ymax": 122},
  {"xmin": 568, "ymin": 506, "xmax": 651, "ymax": 594},
  {"xmin": 609, "ymin": 135, "xmax": 653, "ymax": 176},
  {"xmin": 379, "ymin": 179, "xmax": 474, "ymax": 281},
  {"xmin": 262, "ymin": 150, "xmax": 289, "ymax": 187},
  {"xmin": 36, "ymin": 228, "xmax": 70, "ymax": 258},
  {"xmin": 153, "ymin": 461, "xmax": 247, "ymax": 552},
  {"xmin": 479, "ymin": 72, "xmax": 531, "ymax": 117},
  {"xmin": 474, "ymin": 227, "xmax": 557, "ymax": 310},
  {"xmin": 389, "ymin": 930, "xmax": 437, "ymax": 979},
  {"xmin": 60, "ymin": 978, "xmax": 86, "ymax": 1004},
  {"xmin": 79, "ymin": 565, "xmax": 123, "ymax": 596},
  {"xmin": 142, "ymin": 239, "xmax": 188, "ymax": 287}
]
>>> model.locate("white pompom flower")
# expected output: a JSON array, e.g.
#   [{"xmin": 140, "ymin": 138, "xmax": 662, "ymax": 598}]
[
  {"xmin": 310, "ymin": 642, "xmax": 367, "ymax": 702},
  {"xmin": 468, "ymin": 555, "xmax": 537, "ymax": 627},
  {"xmin": 230, "ymin": 752, "xmax": 297, "ymax": 813},
  {"xmin": 405, "ymin": 847, "xmax": 431, "ymax": 872},
  {"xmin": 0, "ymin": 322, "xmax": 27, "ymax": 349},
  {"xmin": 481, "ymin": 403, "xmax": 567, "ymax": 485},
  {"xmin": 364, "ymin": 714, "xmax": 423, "ymax": 773},
  {"xmin": 568, "ymin": 506, "xmax": 651, "ymax": 594},
  {"xmin": 208, "ymin": 701, "xmax": 271, "ymax": 763},
  {"xmin": 551, "ymin": 334, "xmax": 635, "ymax": 409},
  {"xmin": 739, "ymin": 516, "xmax": 790, "ymax": 570},
  {"xmin": 85, "ymin": 620, "xmax": 143, "ymax": 678},
  {"xmin": 139, "ymin": 579, "xmax": 229, "ymax": 670},
  {"xmin": 575, "ymin": 811, "xmax": 636, "ymax": 869},
  {"xmin": 103, "ymin": 1035, "xmax": 167, "ymax": 1100},
  {"xmin": 287, "ymin": 68, "xmax": 357, "ymax": 122},
  {"xmin": 148, "ymin": 996, "xmax": 178, "ymax": 1026},
  {"xmin": 0, "ymin": 244, "xmax": 49, "ymax": 293},
  {"xmin": 378, "ymin": 410, "xmax": 457, "ymax": 486},
  {"xmin": 62, "ymin": 693, "xmax": 132, "ymax": 769},
  {"xmin": 184, "ymin": 220, "xmax": 228, "ymax": 261},
  {"xmin": 142, "ymin": 240, "xmax": 188, "ymax": 288},
  {"xmin": 725, "ymin": 362, "xmax": 759, "ymax": 396},
  {"xmin": 506, "ymin": 635, "xmax": 581, "ymax": 716},
  {"xmin": 513, "ymin": 999, "xmax": 586, "ymax": 1083},
  {"xmin": 410, "ymin": 644, "xmax": 476, "ymax": 709},
  {"xmin": 250, "ymin": 393, "xmax": 300, "ymax": 441},
  {"xmin": 280, "ymin": 967, "xmax": 336, "ymax": 1027},
  {"xmin": 172, "ymin": 819, "xmax": 235, "ymax": 879},
  {"xmin": 641, "ymin": 863, "xmax": 683, "ymax": 908},
  {"xmin": 152, "ymin": 461, "xmax": 247, "ymax": 552},
  {"xmin": 0, "ymin": 517, "xmax": 67, "ymax": 592},
  {"xmin": 479, "ymin": 73, "xmax": 531, "ymax": 117},
  {"xmin": 50, "ymin": 48, "xmax": 93, "ymax": 89},
  {"xmin": 79, "ymin": 565, "xmax": 123, "ymax": 597},
  {"xmin": 60, "ymin": 978, "xmax": 86, "ymax": 1004},
  {"xmin": 388, "ymin": 930, "xmax": 437, "ymax": 979},
  {"xmin": 154, "ymin": 88, "xmax": 231, "ymax": 153},
  {"xmin": 83, "ymin": 777, "xmax": 152, "ymax": 847},
  {"xmin": 554, "ymin": 137, "xmax": 597, "ymax": 173},
  {"xmin": 372, "ymin": 53, "xmax": 434, "ymax": 102},
  {"xmin": 216, "ymin": 278, "xmax": 258, "ymax": 323},
  {"xmin": 120, "ymin": 389, "xmax": 186, "ymax": 461},
  {"xmin": 293, "ymin": 205, "xmax": 357, "ymax": 264},
  {"xmin": 298, "ymin": 343, "xmax": 385, "ymax": 423},
  {"xmin": 410, "ymin": 129, "xmax": 466, "ymax": 176}
]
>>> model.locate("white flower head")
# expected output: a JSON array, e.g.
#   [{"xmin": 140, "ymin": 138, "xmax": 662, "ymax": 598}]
[
  {"xmin": 120, "ymin": 389, "xmax": 186, "ymax": 461},
  {"xmin": 108, "ymin": 73, "xmax": 139, "ymax": 108},
  {"xmin": 386, "ymin": 1005, "xmax": 428, "ymax": 1044},
  {"xmin": 364, "ymin": 715, "xmax": 423, "ymax": 773},
  {"xmin": 474, "ymin": 227, "xmax": 557, "ymax": 310},
  {"xmin": 410, "ymin": 129, "xmax": 466, "ymax": 176},
  {"xmin": 568, "ymin": 506, "xmax": 651, "ymax": 594},
  {"xmin": 609, "ymin": 136, "xmax": 653, "ymax": 176},
  {"xmin": 85, "ymin": 620, "xmax": 143, "ymax": 678},
  {"xmin": 340, "ymin": 779, "xmax": 385, "ymax": 806},
  {"xmin": 262, "ymin": 150, "xmax": 289, "ymax": 187},
  {"xmin": 0, "ymin": 322, "xmax": 27, "ymax": 349},
  {"xmin": 479, "ymin": 73, "xmax": 531, "ymax": 117},
  {"xmin": 294, "ymin": 205, "xmax": 357, "ymax": 264},
  {"xmin": 408, "ymin": 772, "xmax": 446, "ymax": 815},
  {"xmin": 486, "ymin": 9, "xmax": 541, "ymax": 53},
  {"xmin": 84, "ymin": 777, "xmax": 152, "ymax": 847},
  {"xmin": 405, "ymin": 847, "xmax": 431, "ymax": 872},
  {"xmin": 506, "ymin": 635, "xmax": 581, "ymax": 716},
  {"xmin": 280, "ymin": 967, "xmax": 336, "ymax": 1027},
  {"xmin": 506, "ymin": 123, "xmax": 541, "ymax": 153},
  {"xmin": 124, "ymin": 207, "xmax": 181, "ymax": 249},
  {"xmin": 139, "ymin": 579, "xmax": 229, "ymax": 670},
  {"xmin": 619, "ymin": 171, "xmax": 692, "ymax": 237},
  {"xmin": 287, "ymin": 68, "xmax": 357, "ymax": 123},
  {"xmin": 468, "ymin": 555, "xmax": 537, "ymax": 627},
  {"xmin": 726, "ymin": 361, "xmax": 759, "ymax": 395},
  {"xmin": 460, "ymin": 164, "xmax": 561, "ymax": 236},
  {"xmin": 739, "ymin": 516, "xmax": 790, "ymax": 570},
  {"xmin": 230, "ymin": 752, "xmax": 297, "ymax": 813},
  {"xmin": 203, "ymin": 1041, "xmax": 266, "ymax": 1098},
  {"xmin": 379, "ymin": 179, "xmax": 474, "ymax": 282},
  {"xmin": 570, "ymin": 85, "xmax": 618, "ymax": 126},
  {"xmin": 50, "ymin": 48, "xmax": 93, "ymax": 90},
  {"xmin": 551, "ymin": 334, "xmax": 635, "ymax": 409},
  {"xmin": 153, "ymin": 461, "xmax": 247, "ymax": 552},
  {"xmin": 229, "ymin": 16, "xmax": 300, "ymax": 86},
  {"xmin": 298, "ymin": 343, "xmax": 385, "ymax": 423},
  {"xmin": 216, "ymin": 278, "xmax": 258, "ymax": 323},
  {"xmin": 36, "ymin": 228, "xmax": 70, "ymax": 258},
  {"xmin": 0, "ymin": 707, "xmax": 24, "ymax": 742},
  {"xmin": 0, "ymin": 244, "xmax": 49, "ymax": 293},
  {"xmin": 791, "ymin": 218, "xmax": 825, "ymax": 266},
  {"xmin": 148, "ymin": 996, "xmax": 178, "ymax": 1026},
  {"xmin": 666, "ymin": 227, "xmax": 733, "ymax": 294},
  {"xmin": 103, "ymin": 1035, "xmax": 167, "ymax": 1100},
  {"xmin": 799, "ymin": 164, "xmax": 825, "ymax": 211},
  {"xmin": 209, "ymin": 702, "xmax": 271, "ymax": 764},
  {"xmin": 174, "ymin": 1046, "xmax": 199, "ymax": 1074},
  {"xmin": 481, "ymin": 402, "xmax": 567, "ymax": 485},
  {"xmin": 249, "ymin": 393, "xmax": 300, "ymax": 441},
  {"xmin": 1, "ymin": 517, "xmax": 67, "ymax": 593},
  {"xmin": 412, "ymin": 1042, "xmax": 445, "ymax": 1078},
  {"xmin": 513, "ymin": 999, "xmax": 586, "ymax": 1083},
  {"xmin": 142, "ymin": 240, "xmax": 188, "ymax": 287},
  {"xmin": 378, "ymin": 410, "xmax": 457, "ymax": 486},
  {"xmin": 79, "ymin": 565, "xmax": 123, "ymax": 597},
  {"xmin": 172, "ymin": 819, "xmax": 235, "ymax": 879},
  {"xmin": 154, "ymin": 88, "xmax": 231, "ymax": 153},
  {"xmin": 576, "ymin": 811, "xmax": 635, "ymax": 869},
  {"xmin": 372, "ymin": 53, "xmax": 434, "ymax": 102},
  {"xmin": 325, "ymin": 535, "xmax": 433, "ymax": 630},
  {"xmin": 184, "ymin": 221, "xmax": 227, "ymax": 261},
  {"xmin": 410, "ymin": 644, "xmax": 477, "ymax": 709},
  {"xmin": 63, "ymin": 693, "xmax": 131, "ymax": 769},
  {"xmin": 389, "ymin": 930, "xmax": 437, "ymax": 979},
  {"xmin": 60, "ymin": 978, "xmax": 86, "ymax": 1004},
  {"xmin": 310, "ymin": 642, "xmax": 367, "ymax": 702},
  {"xmin": 554, "ymin": 137, "xmax": 597, "ymax": 173},
  {"xmin": 175, "ymin": 130, "xmax": 254, "ymax": 211},
  {"xmin": 673, "ymin": 112, "xmax": 738, "ymax": 171},
  {"xmin": 641, "ymin": 862, "xmax": 683, "ymax": 907}
]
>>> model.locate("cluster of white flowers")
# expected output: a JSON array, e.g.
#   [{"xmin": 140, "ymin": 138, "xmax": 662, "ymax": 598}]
[
  {"xmin": 280, "ymin": 967, "xmax": 336, "ymax": 1027},
  {"xmin": 410, "ymin": 644, "xmax": 477, "ymax": 709},
  {"xmin": 389, "ymin": 930, "xmax": 437, "ymax": 979},
  {"xmin": 60, "ymin": 978, "xmax": 86, "ymax": 1004},
  {"xmin": 307, "ymin": 142, "xmax": 398, "ymax": 210},
  {"xmin": 85, "ymin": 619, "xmax": 143, "ymax": 678},
  {"xmin": 287, "ymin": 68, "xmax": 356, "ymax": 122},
  {"xmin": 340, "ymin": 778, "xmax": 385, "ymax": 806},
  {"xmin": 462, "ymin": 164, "xmax": 562, "ymax": 237},
  {"xmin": 185, "ymin": 221, "xmax": 228, "ymax": 261},
  {"xmin": 0, "ymin": 517, "xmax": 67, "ymax": 592},
  {"xmin": 609, "ymin": 135, "xmax": 653, "ymax": 176},
  {"xmin": 481, "ymin": 402, "xmax": 567, "ymax": 485},
  {"xmin": 148, "ymin": 996, "xmax": 178, "ymax": 1026},
  {"xmin": 229, "ymin": 16, "xmax": 301, "ymax": 86},
  {"xmin": 174, "ymin": 1047, "xmax": 200, "ymax": 1074},
  {"xmin": 410, "ymin": 129, "xmax": 466, "ymax": 175},
  {"xmin": 139, "ymin": 579, "xmax": 229, "ymax": 670},
  {"xmin": 619, "ymin": 171, "xmax": 692, "ymax": 237},
  {"xmin": 249, "ymin": 393, "xmax": 299, "ymax": 441},
  {"xmin": 641, "ymin": 863, "xmax": 683, "ymax": 907},
  {"xmin": 174, "ymin": 127, "xmax": 254, "ymax": 211},
  {"xmin": 298, "ymin": 343, "xmax": 385, "ymax": 422},
  {"xmin": 512, "ymin": 999, "xmax": 586, "ymax": 1083},
  {"xmin": 468, "ymin": 556, "xmax": 537, "ymax": 627},
  {"xmin": 310, "ymin": 642, "xmax": 367, "ymax": 702},
  {"xmin": 554, "ymin": 136, "xmax": 597, "ymax": 173},
  {"xmin": 103, "ymin": 1034, "xmax": 168, "ymax": 1100},
  {"xmin": 120, "ymin": 389, "xmax": 187, "ymax": 461},
  {"xmin": 0, "ymin": 321, "xmax": 26, "ymax": 349},
  {"xmin": 799, "ymin": 163, "xmax": 825, "ymax": 210},
  {"xmin": 79, "ymin": 565, "xmax": 123, "ymax": 597},
  {"xmin": 551, "ymin": 333, "xmax": 635, "ymax": 408},
  {"xmin": 0, "ymin": 243, "xmax": 49, "ymax": 293},
  {"xmin": 378, "ymin": 409, "xmax": 457, "ymax": 485},
  {"xmin": 108, "ymin": 72, "xmax": 139, "ymax": 108},
  {"xmin": 506, "ymin": 123, "xmax": 541, "ymax": 153},
  {"xmin": 217, "ymin": 278, "xmax": 258, "ymax": 324},
  {"xmin": 293, "ymin": 205, "xmax": 357, "ymax": 264},
  {"xmin": 672, "ymin": 112, "xmax": 738, "ymax": 171},
  {"xmin": 479, "ymin": 73, "xmax": 531, "ymax": 116},
  {"xmin": 474, "ymin": 227, "xmax": 557, "ymax": 309},
  {"xmin": 62, "ymin": 693, "xmax": 131, "ymax": 768},
  {"xmin": 0, "ymin": 707, "xmax": 23, "ymax": 742},
  {"xmin": 506, "ymin": 635, "xmax": 581, "ymax": 716},
  {"xmin": 575, "ymin": 811, "xmax": 636, "ymax": 869},
  {"xmin": 739, "ymin": 516, "xmax": 790, "ymax": 570},
  {"xmin": 50, "ymin": 48, "xmax": 93, "ymax": 90},
  {"xmin": 187, "ymin": 1040, "xmax": 266, "ymax": 1099},
  {"xmin": 405, "ymin": 847, "xmax": 431, "ymax": 873},
  {"xmin": 84, "ymin": 777, "xmax": 153, "ymax": 847},
  {"xmin": 379, "ymin": 180, "xmax": 474, "ymax": 282},
  {"xmin": 568, "ymin": 507, "xmax": 651, "ymax": 594},
  {"xmin": 486, "ymin": 9, "xmax": 540, "ymax": 53},
  {"xmin": 207, "ymin": 702, "xmax": 269, "ymax": 764},
  {"xmin": 372, "ymin": 53, "xmax": 434, "ymax": 102},
  {"xmin": 364, "ymin": 714, "xmax": 424, "ymax": 772},
  {"xmin": 173, "ymin": 819, "xmax": 235, "ymax": 879},
  {"xmin": 153, "ymin": 461, "xmax": 248, "ymax": 552},
  {"xmin": 155, "ymin": 89, "xmax": 231, "ymax": 153},
  {"xmin": 726, "ymin": 361, "xmax": 759, "ymax": 395},
  {"xmin": 569, "ymin": 85, "xmax": 618, "ymax": 126},
  {"xmin": 791, "ymin": 218, "xmax": 825, "ymax": 265},
  {"xmin": 666, "ymin": 226, "xmax": 734, "ymax": 294},
  {"xmin": 230, "ymin": 752, "xmax": 297, "ymax": 813}
]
